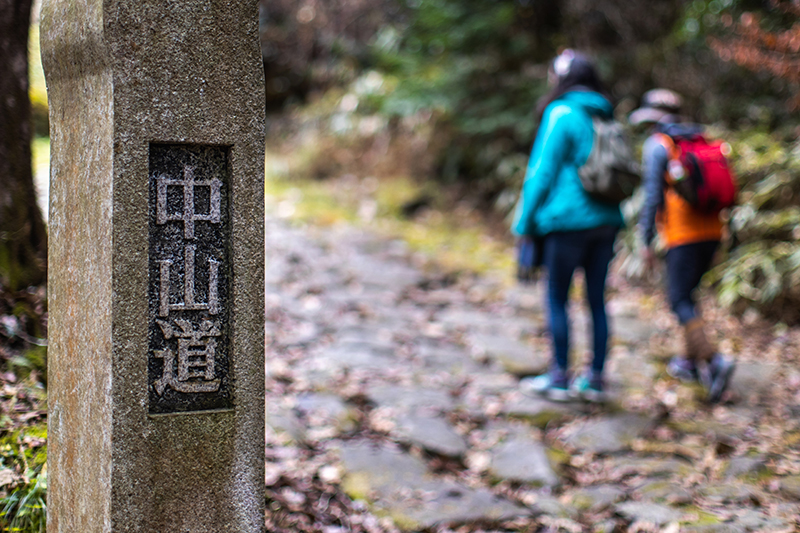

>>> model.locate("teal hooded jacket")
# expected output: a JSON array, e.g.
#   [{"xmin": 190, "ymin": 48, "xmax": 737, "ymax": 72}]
[{"xmin": 511, "ymin": 90, "xmax": 624, "ymax": 237}]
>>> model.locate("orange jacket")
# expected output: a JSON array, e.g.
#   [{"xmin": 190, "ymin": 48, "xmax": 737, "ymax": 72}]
[{"xmin": 655, "ymin": 134, "xmax": 722, "ymax": 248}]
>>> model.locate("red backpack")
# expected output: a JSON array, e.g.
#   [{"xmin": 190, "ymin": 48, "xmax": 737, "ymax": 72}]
[{"xmin": 658, "ymin": 133, "xmax": 737, "ymax": 213}]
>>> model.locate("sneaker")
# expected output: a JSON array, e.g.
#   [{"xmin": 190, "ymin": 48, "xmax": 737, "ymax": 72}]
[
  {"xmin": 666, "ymin": 356, "xmax": 698, "ymax": 383},
  {"xmin": 706, "ymin": 354, "xmax": 735, "ymax": 403},
  {"xmin": 520, "ymin": 372, "xmax": 570, "ymax": 402},
  {"xmin": 570, "ymin": 373, "xmax": 606, "ymax": 403}
]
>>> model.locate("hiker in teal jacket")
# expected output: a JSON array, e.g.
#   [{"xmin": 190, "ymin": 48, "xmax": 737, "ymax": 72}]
[{"xmin": 513, "ymin": 50, "xmax": 623, "ymax": 402}]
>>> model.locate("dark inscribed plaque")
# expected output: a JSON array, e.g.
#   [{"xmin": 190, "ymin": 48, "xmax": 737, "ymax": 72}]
[{"xmin": 148, "ymin": 144, "xmax": 232, "ymax": 414}]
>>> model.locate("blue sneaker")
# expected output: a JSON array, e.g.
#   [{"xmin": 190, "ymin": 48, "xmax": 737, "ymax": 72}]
[
  {"xmin": 666, "ymin": 356, "xmax": 698, "ymax": 383},
  {"xmin": 520, "ymin": 371, "xmax": 570, "ymax": 402},
  {"xmin": 570, "ymin": 373, "xmax": 606, "ymax": 403}
]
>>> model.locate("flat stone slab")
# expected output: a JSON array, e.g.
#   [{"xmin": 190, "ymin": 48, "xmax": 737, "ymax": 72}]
[
  {"xmin": 502, "ymin": 396, "xmax": 576, "ymax": 428},
  {"xmin": 728, "ymin": 363, "xmax": 779, "ymax": 402},
  {"xmin": 614, "ymin": 501, "xmax": 683, "ymax": 525},
  {"xmin": 612, "ymin": 316, "xmax": 657, "ymax": 345},
  {"xmin": 489, "ymin": 437, "xmax": 559, "ymax": 487},
  {"xmin": 346, "ymin": 257, "xmax": 422, "ymax": 289},
  {"xmin": 296, "ymin": 393, "xmax": 357, "ymax": 434},
  {"xmin": 319, "ymin": 339, "xmax": 398, "ymax": 371},
  {"xmin": 779, "ymin": 475, "xmax": 800, "ymax": 499},
  {"xmin": 274, "ymin": 320, "xmax": 322, "ymax": 346},
  {"xmin": 414, "ymin": 343, "xmax": 482, "ymax": 376},
  {"xmin": 734, "ymin": 510, "xmax": 793, "ymax": 532},
  {"xmin": 633, "ymin": 479, "xmax": 693, "ymax": 505},
  {"xmin": 697, "ymin": 483, "xmax": 758, "ymax": 504},
  {"xmin": 527, "ymin": 495, "xmax": 578, "ymax": 519},
  {"xmin": 337, "ymin": 441, "xmax": 527, "ymax": 530},
  {"xmin": 724, "ymin": 454, "xmax": 769, "ymax": 479},
  {"xmin": 391, "ymin": 483, "xmax": 530, "ymax": 530},
  {"xmin": 570, "ymin": 485, "xmax": 626, "ymax": 512},
  {"xmin": 392, "ymin": 415, "xmax": 468, "ymax": 458},
  {"xmin": 366, "ymin": 384, "xmax": 454, "ymax": 414},
  {"xmin": 266, "ymin": 405, "xmax": 306, "ymax": 444},
  {"xmin": 466, "ymin": 333, "xmax": 548, "ymax": 375},
  {"xmin": 434, "ymin": 308, "xmax": 507, "ymax": 332},
  {"xmin": 561, "ymin": 414, "xmax": 652, "ymax": 454},
  {"xmin": 607, "ymin": 348, "xmax": 657, "ymax": 390},
  {"xmin": 608, "ymin": 456, "xmax": 695, "ymax": 478}
]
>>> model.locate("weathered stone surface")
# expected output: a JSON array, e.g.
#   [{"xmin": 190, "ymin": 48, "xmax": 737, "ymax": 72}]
[
  {"xmin": 391, "ymin": 483, "xmax": 530, "ymax": 530},
  {"xmin": 728, "ymin": 363, "xmax": 779, "ymax": 402},
  {"xmin": 467, "ymin": 333, "xmax": 548, "ymax": 376},
  {"xmin": 366, "ymin": 384, "xmax": 454, "ymax": 414},
  {"xmin": 528, "ymin": 495, "xmax": 578, "ymax": 519},
  {"xmin": 681, "ymin": 524, "xmax": 746, "ymax": 533},
  {"xmin": 697, "ymin": 483, "xmax": 758, "ymax": 504},
  {"xmin": 435, "ymin": 308, "xmax": 505, "ymax": 332},
  {"xmin": 337, "ymin": 441, "xmax": 527, "ymax": 530},
  {"xmin": 592, "ymin": 519, "xmax": 621, "ymax": 533},
  {"xmin": 570, "ymin": 485, "xmax": 626, "ymax": 512},
  {"xmin": 735, "ymin": 509, "xmax": 792, "ymax": 531},
  {"xmin": 562, "ymin": 414, "xmax": 652, "ymax": 454},
  {"xmin": 489, "ymin": 438, "xmax": 559, "ymax": 487},
  {"xmin": 347, "ymin": 256, "xmax": 422, "ymax": 289},
  {"xmin": 502, "ymin": 396, "xmax": 576, "ymax": 428},
  {"xmin": 296, "ymin": 393, "xmax": 357, "ymax": 434},
  {"xmin": 393, "ymin": 415, "xmax": 468, "ymax": 458},
  {"xmin": 633, "ymin": 480, "xmax": 693, "ymax": 505},
  {"xmin": 614, "ymin": 501, "xmax": 683, "ymax": 525},
  {"xmin": 724, "ymin": 454, "xmax": 769, "ymax": 479},
  {"xmin": 274, "ymin": 321, "xmax": 322, "ymax": 347},
  {"xmin": 339, "ymin": 441, "xmax": 430, "ymax": 495},
  {"xmin": 320, "ymin": 339, "xmax": 399, "ymax": 371},
  {"xmin": 414, "ymin": 343, "xmax": 482, "ymax": 376},
  {"xmin": 42, "ymin": 0, "xmax": 265, "ymax": 529},
  {"xmin": 609, "ymin": 456, "xmax": 695, "ymax": 478},
  {"xmin": 779, "ymin": 475, "xmax": 800, "ymax": 500},
  {"xmin": 612, "ymin": 316, "xmax": 658, "ymax": 345},
  {"xmin": 607, "ymin": 348, "xmax": 657, "ymax": 390}
]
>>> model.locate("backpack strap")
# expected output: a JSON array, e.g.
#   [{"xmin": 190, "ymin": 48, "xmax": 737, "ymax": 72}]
[
  {"xmin": 655, "ymin": 133, "xmax": 681, "ymax": 186},
  {"xmin": 655, "ymin": 133, "xmax": 679, "ymax": 159}
]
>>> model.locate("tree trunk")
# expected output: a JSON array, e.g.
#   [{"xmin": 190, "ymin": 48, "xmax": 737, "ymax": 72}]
[{"xmin": 0, "ymin": 0, "xmax": 48, "ymax": 291}]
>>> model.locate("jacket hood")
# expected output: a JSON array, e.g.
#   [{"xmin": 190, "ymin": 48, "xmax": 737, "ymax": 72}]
[{"xmin": 559, "ymin": 90, "xmax": 613, "ymax": 118}]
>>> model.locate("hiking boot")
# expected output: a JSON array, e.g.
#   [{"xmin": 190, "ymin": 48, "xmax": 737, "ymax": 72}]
[
  {"xmin": 520, "ymin": 371, "xmax": 570, "ymax": 402},
  {"xmin": 705, "ymin": 353, "xmax": 735, "ymax": 403},
  {"xmin": 570, "ymin": 373, "xmax": 606, "ymax": 403},
  {"xmin": 666, "ymin": 356, "xmax": 698, "ymax": 383}
]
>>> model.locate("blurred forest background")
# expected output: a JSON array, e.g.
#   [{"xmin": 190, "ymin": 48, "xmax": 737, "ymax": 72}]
[{"xmin": 0, "ymin": 0, "xmax": 798, "ymax": 530}]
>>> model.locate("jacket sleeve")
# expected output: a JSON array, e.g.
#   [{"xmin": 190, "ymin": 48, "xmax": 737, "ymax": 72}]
[
  {"xmin": 638, "ymin": 135, "xmax": 669, "ymax": 246},
  {"xmin": 511, "ymin": 104, "xmax": 573, "ymax": 237}
]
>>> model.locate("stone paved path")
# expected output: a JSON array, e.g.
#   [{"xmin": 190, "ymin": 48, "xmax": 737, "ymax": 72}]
[{"xmin": 265, "ymin": 212, "xmax": 800, "ymax": 532}]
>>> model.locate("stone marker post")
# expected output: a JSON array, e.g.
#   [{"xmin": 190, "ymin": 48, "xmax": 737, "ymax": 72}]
[{"xmin": 41, "ymin": 1, "xmax": 265, "ymax": 531}]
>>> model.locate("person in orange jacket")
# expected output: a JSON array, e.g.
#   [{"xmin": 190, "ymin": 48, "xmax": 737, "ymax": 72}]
[{"xmin": 631, "ymin": 89, "xmax": 735, "ymax": 403}]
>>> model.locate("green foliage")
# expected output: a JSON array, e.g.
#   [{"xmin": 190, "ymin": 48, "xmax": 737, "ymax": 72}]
[
  {"xmin": 28, "ymin": 25, "xmax": 48, "ymax": 138},
  {"xmin": 0, "ymin": 474, "xmax": 46, "ymax": 533},
  {"xmin": 0, "ymin": 424, "xmax": 47, "ymax": 533},
  {"xmin": 9, "ymin": 346, "xmax": 47, "ymax": 387},
  {"xmin": 704, "ymin": 129, "xmax": 800, "ymax": 321},
  {"xmin": 372, "ymin": 0, "xmax": 550, "ymax": 193}
]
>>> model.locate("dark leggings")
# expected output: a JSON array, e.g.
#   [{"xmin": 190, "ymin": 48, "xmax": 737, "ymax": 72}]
[
  {"xmin": 543, "ymin": 226, "xmax": 617, "ymax": 375},
  {"xmin": 665, "ymin": 240, "xmax": 719, "ymax": 325}
]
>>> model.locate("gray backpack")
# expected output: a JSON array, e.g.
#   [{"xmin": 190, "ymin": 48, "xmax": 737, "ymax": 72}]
[{"xmin": 578, "ymin": 117, "xmax": 641, "ymax": 204}]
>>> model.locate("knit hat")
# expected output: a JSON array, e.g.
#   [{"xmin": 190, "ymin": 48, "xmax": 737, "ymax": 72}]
[{"xmin": 629, "ymin": 88, "xmax": 683, "ymax": 125}]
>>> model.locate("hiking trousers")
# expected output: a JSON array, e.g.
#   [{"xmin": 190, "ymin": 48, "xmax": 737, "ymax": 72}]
[
  {"xmin": 665, "ymin": 240, "xmax": 719, "ymax": 325},
  {"xmin": 543, "ymin": 225, "xmax": 617, "ymax": 376}
]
